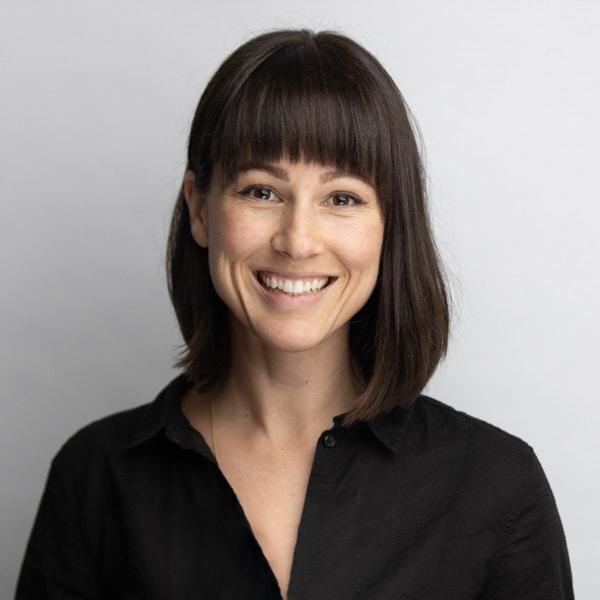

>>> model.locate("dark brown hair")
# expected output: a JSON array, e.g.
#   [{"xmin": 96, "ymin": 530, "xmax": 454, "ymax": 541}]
[{"xmin": 167, "ymin": 29, "xmax": 449, "ymax": 424}]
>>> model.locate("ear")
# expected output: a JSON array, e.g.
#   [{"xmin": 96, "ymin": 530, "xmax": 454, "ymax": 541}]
[{"xmin": 183, "ymin": 170, "xmax": 209, "ymax": 248}]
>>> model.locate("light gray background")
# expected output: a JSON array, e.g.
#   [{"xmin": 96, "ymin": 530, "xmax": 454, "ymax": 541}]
[{"xmin": 2, "ymin": 1, "xmax": 598, "ymax": 597}]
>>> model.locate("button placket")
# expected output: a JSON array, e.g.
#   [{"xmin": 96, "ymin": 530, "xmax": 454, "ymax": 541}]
[{"xmin": 289, "ymin": 426, "xmax": 345, "ymax": 598}]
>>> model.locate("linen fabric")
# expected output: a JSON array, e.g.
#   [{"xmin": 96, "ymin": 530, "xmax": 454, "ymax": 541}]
[{"xmin": 16, "ymin": 376, "xmax": 573, "ymax": 599}]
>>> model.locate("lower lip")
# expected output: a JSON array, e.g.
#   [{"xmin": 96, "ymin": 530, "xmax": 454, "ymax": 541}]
[{"xmin": 254, "ymin": 275, "xmax": 333, "ymax": 309}]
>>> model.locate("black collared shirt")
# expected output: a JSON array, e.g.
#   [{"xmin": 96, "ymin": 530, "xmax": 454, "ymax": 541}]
[{"xmin": 16, "ymin": 376, "xmax": 573, "ymax": 599}]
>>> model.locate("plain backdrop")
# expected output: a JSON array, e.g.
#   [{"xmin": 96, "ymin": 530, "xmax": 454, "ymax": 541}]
[{"xmin": 2, "ymin": 0, "xmax": 598, "ymax": 597}]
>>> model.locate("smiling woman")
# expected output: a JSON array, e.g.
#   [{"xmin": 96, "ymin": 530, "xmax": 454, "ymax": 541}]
[
  {"xmin": 183, "ymin": 160, "xmax": 384, "ymax": 356},
  {"xmin": 15, "ymin": 29, "xmax": 573, "ymax": 600},
  {"xmin": 169, "ymin": 30, "xmax": 450, "ymax": 426}
]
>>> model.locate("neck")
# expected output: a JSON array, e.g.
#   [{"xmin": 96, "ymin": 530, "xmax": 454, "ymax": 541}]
[{"xmin": 219, "ymin": 323, "xmax": 361, "ymax": 439}]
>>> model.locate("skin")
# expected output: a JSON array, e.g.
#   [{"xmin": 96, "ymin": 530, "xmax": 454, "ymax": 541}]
[{"xmin": 182, "ymin": 159, "xmax": 384, "ymax": 598}]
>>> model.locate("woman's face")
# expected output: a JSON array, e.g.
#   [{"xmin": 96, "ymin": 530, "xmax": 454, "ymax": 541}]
[{"xmin": 184, "ymin": 159, "xmax": 384, "ymax": 354}]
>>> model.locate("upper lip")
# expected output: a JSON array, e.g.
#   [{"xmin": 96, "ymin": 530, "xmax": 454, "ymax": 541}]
[{"xmin": 254, "ymin": 269, "xmax": 335, "ymax": 280}]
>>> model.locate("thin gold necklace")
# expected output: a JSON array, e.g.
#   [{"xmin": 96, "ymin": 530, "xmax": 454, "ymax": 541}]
[{"xmin": 210, "ymin": 396, "xmax": 219, "ymax": 464}]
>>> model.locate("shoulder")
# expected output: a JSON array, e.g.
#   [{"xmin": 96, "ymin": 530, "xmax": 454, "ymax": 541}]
[
  {"xmin": 404, "ymin": 398, "xmax": 573, "ymax": 596},
  {"xmin": 406, "ymin": 395, "xmax": 543, "ymax": 499},
  {"xmin": 401, "ymin": 397, "xmax": 565, "ymax": 544},
  {"xmin": 411, "ymin": 394, "xmax": 534, "ymax": 455},
  {"xmin": 408, "ymin": 398, "xmax": 574, "ymax": 595},
  {"xmin": 50, "ymin": 376, "xmax": 189, "ymax": 476}
]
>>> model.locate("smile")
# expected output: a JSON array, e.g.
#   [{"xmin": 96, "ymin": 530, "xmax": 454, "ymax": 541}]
[{"xmin": 257, "ymin": 271, "xmax": 331, "ymax": 296}]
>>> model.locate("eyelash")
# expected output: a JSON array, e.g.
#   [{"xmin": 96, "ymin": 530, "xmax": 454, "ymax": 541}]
[{"xmin": 237, "ymin": 186, "xmax": 365, "ymax": 207}]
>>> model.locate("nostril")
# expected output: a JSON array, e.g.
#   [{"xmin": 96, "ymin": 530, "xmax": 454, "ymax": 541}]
[{"xmin": 271, "ymin": 218, "xmax": 324, "ymax": 259}]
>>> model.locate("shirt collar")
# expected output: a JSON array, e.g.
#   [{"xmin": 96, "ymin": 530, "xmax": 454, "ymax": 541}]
[
  {"xmin": 122, "ymin": 374, "xmax": 416, "ymax": 454},
  {"xmin": 365, "ymin": 403, "xmax": 415, "ymax": 452},
  {"xmin": 120, "ymin": 374, "xmax": 194, "ymax": 451}
]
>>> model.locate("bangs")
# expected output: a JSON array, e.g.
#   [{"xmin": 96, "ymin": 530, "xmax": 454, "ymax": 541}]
[{"xmin": 210, "ymin": 39, "xmax": 391, "ymax": 187}]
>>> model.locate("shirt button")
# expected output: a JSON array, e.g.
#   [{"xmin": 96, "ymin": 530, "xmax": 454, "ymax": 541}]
[{"xmin": 322, "ymin": 433, "xmax": 336, "ymax": 448}]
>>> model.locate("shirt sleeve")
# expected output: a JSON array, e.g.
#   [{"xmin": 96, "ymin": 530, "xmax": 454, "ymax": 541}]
[
  {"xmin": 14, "ymin": 457, "xmax": 104, "ymax": 600},
  {"xmin": 479, "ymin": 450, "xmax": 574, "ymax": 600}
]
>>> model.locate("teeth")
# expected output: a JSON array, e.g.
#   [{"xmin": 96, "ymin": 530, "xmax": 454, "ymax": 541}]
[{"xmin": 260, "ymin": 273, "xmax": 329, "ymax": 295}]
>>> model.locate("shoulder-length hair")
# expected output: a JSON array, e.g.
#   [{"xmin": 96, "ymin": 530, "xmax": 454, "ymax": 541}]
[{"xmin": 167, "ymin": 29, "xmax": 449, "ymax": 424}]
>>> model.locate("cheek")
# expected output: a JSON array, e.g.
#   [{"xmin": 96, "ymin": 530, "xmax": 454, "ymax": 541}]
[
  {"xmin": 206, "ymin": 211, "xmax": 270, "ymax": 300},
  {"xmin": 209, "ymin": 211, "xmax": 264, "ymax": 257},
  {"xmin": 341, "ymin": 222, "xmax": 384, "ymax": 275}
]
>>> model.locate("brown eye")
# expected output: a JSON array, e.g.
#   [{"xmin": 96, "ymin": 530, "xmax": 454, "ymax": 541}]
[
  {"xmin": 326, "ymin": 193, "xmax": 364, "ymax": 207},
  {"xmin": 241, "ymin": 187, "xmax": 279, "ymax": 201},
  {"xmin": 253, "ymin": 188, "xmax": 270, "ymax": 200}
]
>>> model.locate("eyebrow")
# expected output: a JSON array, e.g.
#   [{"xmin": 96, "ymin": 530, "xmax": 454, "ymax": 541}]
[{"xmin": 234, "ymin": 162, "xmax": 373, "ymax": 187}]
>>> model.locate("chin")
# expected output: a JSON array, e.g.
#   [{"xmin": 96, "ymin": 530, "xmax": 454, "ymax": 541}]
[
  {"xmin": 253, "ymin": 321, "xmax": 345, "ymax": 355},
  {"xmin": 268, "ymin": 339, "xmax": 324, "ymax": 354}
]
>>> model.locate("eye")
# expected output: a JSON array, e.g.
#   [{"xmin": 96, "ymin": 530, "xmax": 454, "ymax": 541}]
[
  {"xmin": 325, "ymin": 192, "xmax": 364, "ymax": 207},
  {"xmin": 240, "ymin": 186, "xmax": 279, "ymax": 202}
]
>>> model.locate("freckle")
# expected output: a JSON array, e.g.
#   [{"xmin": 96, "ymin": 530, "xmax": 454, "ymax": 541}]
[{"xmin": 304, "ymin": 380, "xmax": 309, "ymax": 384}]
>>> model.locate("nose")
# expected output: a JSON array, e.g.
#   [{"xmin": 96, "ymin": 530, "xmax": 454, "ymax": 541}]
[{"xmin": 271, "ymin": 202, "xmax": 324, "ymax": 259}]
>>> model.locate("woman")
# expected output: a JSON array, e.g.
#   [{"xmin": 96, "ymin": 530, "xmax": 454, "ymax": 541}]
[{"xmin": 16, "ymin": 30, "xmax": 573, "ymax": 599}]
